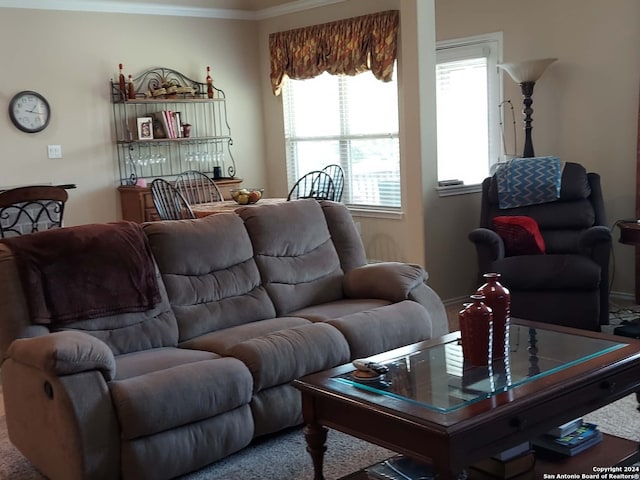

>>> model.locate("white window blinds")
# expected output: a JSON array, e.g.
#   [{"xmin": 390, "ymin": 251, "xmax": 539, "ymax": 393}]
[{"xmin": 282, "ymin": 70, "xmax": 401, "ymax": 209}]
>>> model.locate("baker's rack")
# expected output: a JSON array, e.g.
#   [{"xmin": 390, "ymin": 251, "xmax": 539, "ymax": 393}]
[{"xmin": 110, "ymin": 66, "xmax": 236, "ymax": 186}]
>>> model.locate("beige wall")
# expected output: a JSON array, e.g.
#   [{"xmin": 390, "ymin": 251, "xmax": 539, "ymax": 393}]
[
  {"xmin": 1, "ymin": 0, "xmax": 639, "ymax": 303},
  {"xmin": 0, "ymin": 8, "xmax": 266, "ymax": 226}
]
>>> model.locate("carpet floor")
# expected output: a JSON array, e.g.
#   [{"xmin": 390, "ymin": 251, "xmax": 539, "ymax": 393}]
[{"xmin": 0, "ymin": 394, "xmax": 639, "ymax": 479}]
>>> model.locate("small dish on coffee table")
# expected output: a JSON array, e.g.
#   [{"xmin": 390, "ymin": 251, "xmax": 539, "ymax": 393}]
[{"xmin": 351, "ymin": 370, "xmax": 384, "ymax": 382}]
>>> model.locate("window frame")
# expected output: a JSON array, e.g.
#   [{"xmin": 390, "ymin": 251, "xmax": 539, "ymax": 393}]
[
  {"xmin": 435, "ymin": 32, "xmax": 503, "ymax": 197},
  {"xmin": 281, "ymin": 69, "xmax": 402, "ymax": 213}
]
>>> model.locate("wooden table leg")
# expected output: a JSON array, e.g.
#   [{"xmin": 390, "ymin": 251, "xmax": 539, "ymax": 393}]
[{"xmin": 304, "ymin": 423, "xmax": 328, "ymax": 480}]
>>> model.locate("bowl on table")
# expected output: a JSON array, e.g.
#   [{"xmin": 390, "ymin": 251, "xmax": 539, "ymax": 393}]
[{"xmin": 230, "ymin": 188, "xmax": 264, "ymax": 205}]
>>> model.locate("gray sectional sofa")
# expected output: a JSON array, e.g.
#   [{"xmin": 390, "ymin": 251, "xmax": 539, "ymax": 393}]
[{"xmin": 0, "ymin": 198, "xmax": 448, "ymax": 480}]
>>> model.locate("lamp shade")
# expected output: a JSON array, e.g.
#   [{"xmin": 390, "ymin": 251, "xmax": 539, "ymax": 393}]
[{"xmin": 498, "ymin": 58, "xmax": 557, "ymax": 83}]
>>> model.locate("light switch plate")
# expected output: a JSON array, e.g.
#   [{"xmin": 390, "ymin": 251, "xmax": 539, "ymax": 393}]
[{"xmin": 47, "ymin": 145, "xmax": 62, "ymax": 159}]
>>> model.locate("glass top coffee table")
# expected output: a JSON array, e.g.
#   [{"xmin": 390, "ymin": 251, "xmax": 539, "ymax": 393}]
[{"xmin": 293, "ymin": 319, "xmax": 640, "ymax": 480}]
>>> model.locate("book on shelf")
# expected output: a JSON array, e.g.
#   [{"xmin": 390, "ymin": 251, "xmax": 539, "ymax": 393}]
[
  {"xmin": 152, "ymin": 114, "xmax": 166, "ymax": 139},
  {"xmin": 546, "ymin": 417, "xmax": 583, "ymax": 438},
  {"xmin": 173, "ymin": 111, "xmax": 183, "ymax": 138},
  {"xmin": 164, "ymin": 110, "xmax": 176, "ymax": 138},
  {"xmin": 364, "ymin": 455, "xmax": 435, "ymax": 480},
  {"xmin": 532, "ymin": 422, "xmax": 602, "ymax": 456},
  {"xmin": 471, "ymin": 450, "xmax": 535, "ymax": 479}
]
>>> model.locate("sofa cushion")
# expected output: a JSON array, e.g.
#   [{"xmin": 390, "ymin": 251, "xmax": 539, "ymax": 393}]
[
  {"xmin": 114, "ymin": 346, "xmax": 219, "ymax": 380},
  {"xmin": 327, "ymin": 301, "xmax": 433, "ymax": 359},
  {"xmin": 486, "ymin": 163, "xmax": 596, "ymax": 231},
  {"xmin": 238, "ymin": 199, "xmax": 344, "ymax": 315},
  {"xmin": 319, "ymin": 200, "xmax": 368, "ymax": 272},
  {"xmin": 109, "ymin": 357, "xmax": 253, "ymax": 440},
  {"xmin": 55, "ymin": 282, "xmax": 179, "ymax": 356},
  {"xmin": 121, "ymin": 406, "xmax": 254, "ymax": 480},
  {"xmin": 289, "ymin": 298, "xmax": 391, "ymax": 322},
  {"xmin": 143, "ymin": 215, "xmax": 276, "ymax": 342},
  {"xmin": 178, "ymin": 316, "xmax": 311, "ymax": 356},
  {"xmin": 492, "ymin": 254, "xmax": 601, "ymax": 291},
  {"xmin": 229, "ymin": 322, "xmax": 350, "ymax": 392},
  {"xmin": 250, "ymin": 384, "xmax": 303, "ymax": 437}
]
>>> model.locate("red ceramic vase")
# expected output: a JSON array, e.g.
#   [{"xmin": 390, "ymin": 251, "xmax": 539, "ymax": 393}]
[
  {"xmin": 477, "ymin": 273, "xmax": 510, "ymax": 359},
  {"xmin": 458, "ymin": 294, "xmax": 493, "ymax": 366}
]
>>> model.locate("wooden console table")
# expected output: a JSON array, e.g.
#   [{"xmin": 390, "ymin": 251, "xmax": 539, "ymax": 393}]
[
  {"xmin": 617, "ymin": 221, "xmax": 640, "ymax": 303},
  {"xmin": 190, "ymin": 198, "xmax": 287, "ymax": 218},
  {"xmin": 118, "ymin": 178, "xmax": 242, "ymax": 222}
]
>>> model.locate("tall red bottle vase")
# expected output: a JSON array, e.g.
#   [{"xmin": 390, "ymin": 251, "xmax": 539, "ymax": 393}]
[
  {"xmin": 477, "ymin": 272, "xmax": 510, "ymax": 359},
  {"xmin": 118, "ymin": 63, "xmax": 127, "ymax": 100},
  {"xmin": 206, "ymin": 66, "xmax": 214, "ymax": 99},
  {"xmin": 458, "ymin": 294, "xmax": 493, "ymax": 366}
]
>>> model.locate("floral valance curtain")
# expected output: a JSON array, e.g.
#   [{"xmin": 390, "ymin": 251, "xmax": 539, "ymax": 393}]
[{"xmin": 269, "ymin": 10, "xmax": 399, "ymax": 96}]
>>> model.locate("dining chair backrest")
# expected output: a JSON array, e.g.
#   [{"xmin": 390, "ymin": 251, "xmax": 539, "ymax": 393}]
[
  {"xmin": 150, "ymin": 178, "xmax": 195, "ymax": 220},
  {"xmin": 175, "ymin": 170, "xmax": 224, "ymax": 205},
  {"xmin": 287, "ymin": 170, "xmax": 336, "ymax": 201},
  {"xmin": 322, "ymin": 164, "xmax": 345, "ymax": 202},
  {"xmin": 0, "ymin": 185, "xmax": 68, "ymax": 238}
]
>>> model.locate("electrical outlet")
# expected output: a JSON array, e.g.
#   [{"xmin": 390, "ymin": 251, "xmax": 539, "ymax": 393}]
[{"xmin": 47, "ymin": 145, "xmax": 62, "ymax": 159}]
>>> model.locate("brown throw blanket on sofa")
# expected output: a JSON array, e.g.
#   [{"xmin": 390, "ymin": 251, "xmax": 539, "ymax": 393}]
[{"xmin": 2, "ymin": 221, "xmax": 161, "ymax": 324}]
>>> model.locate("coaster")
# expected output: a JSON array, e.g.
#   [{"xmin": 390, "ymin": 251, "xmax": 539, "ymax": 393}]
[{"xmin": 351, "ymin": 370, "xmax": 383, "ymax": 382}]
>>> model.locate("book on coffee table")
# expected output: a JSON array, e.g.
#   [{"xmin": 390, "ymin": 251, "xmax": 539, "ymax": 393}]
[
  {"xmin": 491, "ymin": 441, "xmax": 531, "ymax": 461},
  {"xmin": 364, "ymin": 455, "xmax": 435, "ymax": 480},
  {"xmin": 546, "ymin": 417, "xmax": 583, "ymax": 438},
  {"xmin": 470, "ymin": 450, "xmax": 535, "ymax": 479},
  {"xmin": 532, "ymin": 422, "xmax": 602, "ymax": 456}
]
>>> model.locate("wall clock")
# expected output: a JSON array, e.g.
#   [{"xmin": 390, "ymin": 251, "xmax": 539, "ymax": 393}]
[{"xmin": 8, "ymin": 90, "xmax": 51, "ymax": 133}]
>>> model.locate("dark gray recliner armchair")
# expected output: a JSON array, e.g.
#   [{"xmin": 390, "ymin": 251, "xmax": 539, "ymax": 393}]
[{"xmin": 468, "ymin": 162, "xmax": 611, "ymax": 331}]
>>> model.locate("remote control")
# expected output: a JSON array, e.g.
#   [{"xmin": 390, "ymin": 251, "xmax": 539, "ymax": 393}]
[{"xmin": 353, "ymin": 359, "xmax": 389, "ymax": 375}]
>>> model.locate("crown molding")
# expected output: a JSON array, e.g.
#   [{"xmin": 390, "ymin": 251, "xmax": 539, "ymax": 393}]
[
  {"xmin": 254, "ymin": 0, "xmax": 346, "ymax": 20},
  {"xmin": 0, "ymin": 0, "xmax": 346, "ymax": 20}
]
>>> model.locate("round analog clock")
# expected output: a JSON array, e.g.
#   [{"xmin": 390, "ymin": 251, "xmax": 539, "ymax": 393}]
[{"xmin": 9, "ymin": 90, "xmax": 51, "ymax": 133}]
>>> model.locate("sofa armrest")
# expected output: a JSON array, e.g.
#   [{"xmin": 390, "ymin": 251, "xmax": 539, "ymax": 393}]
[
  {"xmin": 343, "ymin": 262, "xmax": 426, "ymax": 302},
  {"xmin": 578, "ymin": 226, "xmax": 612, "ymax": 256},
  {"xmin": 578, "ymin": 226, "xmax": 612, "ymax": 289},
  {"xmin": 6, "ymin": 330, "xmax": 116, "ymax": 381},
  {"xmin": 469, "ymin": 228, "xmax": 505, "ymax": 260},
  {"xmin": 469, "ymin": 227, "xmax": 505, "ymax": 278}
]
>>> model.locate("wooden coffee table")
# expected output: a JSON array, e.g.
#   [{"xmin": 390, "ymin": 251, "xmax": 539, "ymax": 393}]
[{"xmin": 293, "ymin": 319, "xmax": 640, "ymax": 480}]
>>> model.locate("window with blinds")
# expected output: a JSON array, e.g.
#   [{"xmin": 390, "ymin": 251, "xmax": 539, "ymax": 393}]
[
  {"xmin": 282, "ymin": 69, "xmax": 401, "ymax": 209},
  {"xmin": 436, "ymin": 33, "xmax": 502, "ymax": 187}
]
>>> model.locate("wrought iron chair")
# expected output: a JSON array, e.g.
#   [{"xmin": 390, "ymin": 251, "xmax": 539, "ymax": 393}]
[
  {"xmin": 287, "ymin": 170, "xmax": 336, "ymax": 201},
  {"xmin": 322, "ymin": 164, "xmax": 345, "ymax": 202},
  {"xmin": 175, "ymin": 170, "xmax": 224, "ymax": 205},
  {"xmin": 150, "ymin": 178, "xmax": 195, "ymax": 220},
  {"xmin": 0, "ymin": 185, "xmax": 68, "ymax": 238}
]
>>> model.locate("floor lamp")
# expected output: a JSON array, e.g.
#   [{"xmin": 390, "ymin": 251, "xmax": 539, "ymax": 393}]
[{"xmin": 498, "ymin": 58, "xmax": 557, "ymax": 158}]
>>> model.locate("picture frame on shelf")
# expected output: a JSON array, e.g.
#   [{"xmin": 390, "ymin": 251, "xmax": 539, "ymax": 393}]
[{"xmin": 137, "ymin": 117, "xmax": 154, "ymax": 140}]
